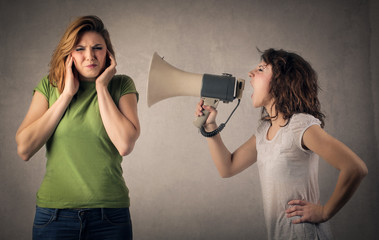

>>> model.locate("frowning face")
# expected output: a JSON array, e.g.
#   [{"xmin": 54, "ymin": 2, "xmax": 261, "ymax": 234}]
[{"xmin": 71, "ymin": 31, "xmax": 107, "ymax": 82}]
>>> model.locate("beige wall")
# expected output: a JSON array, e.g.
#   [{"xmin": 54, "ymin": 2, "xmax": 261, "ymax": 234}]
[{"xmin": 1, "ymin": 0, "xmax": 378, "ymax": 239}]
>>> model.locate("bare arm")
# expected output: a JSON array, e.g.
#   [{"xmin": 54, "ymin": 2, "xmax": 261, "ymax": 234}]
[
  {"xmin": 96, "ymin": 89, "xmax": 140, "ymax": 156},
  {"xmin": 286, "ymin": 125, "xmax": 368, "ymax": 223},
  {"xmin": 15, "ymin": 55, "xmax": 79, "ymax": 161},
  {"xmin": 95, "ymin": 52, "xmax": 140, "ymax": 156},
  {"xmin": 196, "ymin": 100, "xmax": 257, "ymax": 178}
]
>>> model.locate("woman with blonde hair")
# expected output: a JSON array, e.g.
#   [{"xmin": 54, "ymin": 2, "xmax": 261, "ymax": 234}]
[{"xmin": 16, "ymin": 15, "xmax": 140, "ymax": 239}]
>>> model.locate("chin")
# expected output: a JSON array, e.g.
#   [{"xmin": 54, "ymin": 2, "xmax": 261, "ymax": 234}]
[
  {"xmin": 251, "ymin": 99, "xmax": 258, "ymax": 108},
  {"xmin": 252, "ymin": 101, "xmax": 262, "ymax": 109}
]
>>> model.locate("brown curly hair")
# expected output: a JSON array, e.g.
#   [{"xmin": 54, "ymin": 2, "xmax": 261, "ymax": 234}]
[
  {"xmin": 48, "ymin": 15, "xmax": 115, "ymax": 93},
  {"xmin": 259, "ymin": 48, "xmax": 325, "ymax": 128}
]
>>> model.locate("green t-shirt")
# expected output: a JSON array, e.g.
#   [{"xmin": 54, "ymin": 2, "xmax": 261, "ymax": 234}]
[{"xmin": 34, "ymin": 75, "xmax": 138, "ymax": 209}]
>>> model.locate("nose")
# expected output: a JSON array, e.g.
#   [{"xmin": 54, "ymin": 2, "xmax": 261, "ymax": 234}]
[
  {"xmin": 248, "ymin": 69, "xmax": 255, "ymax": 78},
  {"xmin": 249, "ymin": 69, "xmax": 255, "ymax": 85},
  {"xmin": 85, "ymin": 48, "xmax": 95, "ymax": 61}
]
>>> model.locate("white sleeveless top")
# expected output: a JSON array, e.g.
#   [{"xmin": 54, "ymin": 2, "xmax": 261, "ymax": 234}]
[{"xmin": 255, "ymin": 113, "xmax": 333, "ymax": 240}]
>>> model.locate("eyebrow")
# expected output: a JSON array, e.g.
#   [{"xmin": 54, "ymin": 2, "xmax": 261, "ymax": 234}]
[{"xmin": 75, "ymin": 43, "xmax": 104, "ymax": 48}]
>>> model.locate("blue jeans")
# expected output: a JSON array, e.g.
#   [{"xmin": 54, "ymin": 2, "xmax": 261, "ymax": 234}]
[{"xmin": 32, "ymin": 206, "xmax": 133, "ymax": 240}]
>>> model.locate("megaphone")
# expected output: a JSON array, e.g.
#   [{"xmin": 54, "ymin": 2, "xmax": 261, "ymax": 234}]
[{"xmin": 147, "ymin": 52, "xmax": 245, "ymax": 130}]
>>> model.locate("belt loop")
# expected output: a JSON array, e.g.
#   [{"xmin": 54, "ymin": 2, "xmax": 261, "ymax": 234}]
[{"xmin": 101, "ymin": 208, "xmax": 104, "ymax": 221}]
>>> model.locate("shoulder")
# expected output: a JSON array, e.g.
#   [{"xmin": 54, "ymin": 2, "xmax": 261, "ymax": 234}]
[
  {"xmin": 109, "ymin": 74, "xmax": 136, "ymax": 90},
  {"xmin": 34, "ymin": 75, "xmax": 56, "ymax": 99},
  {"xmin": 108, "ymin": 74, "xmax": 133, "ymax": 89},
  {"xmin": 111, "ymin": 74, "xmax": 134, "ymax": 83},
  {"xmin": 112, "ymin": 74, "xmax": 131, "ymax": 80},
  {"xmin": 289, "ymin": 113, "xmax": 321, "ymax": 131},
  {"xmin": 288, "ymin": 113, "xmax": 321, "ymax": 151},
  {"xmin": 109, "ymin": 75, "xmax": 139, "ymax": 103},
  {"xmin": 37, "ymin": 75, "xmax": 52, "ymax": 88}
]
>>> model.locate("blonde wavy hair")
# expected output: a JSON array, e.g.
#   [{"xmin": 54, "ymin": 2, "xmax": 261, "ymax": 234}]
[{"xmin": 48, "ymin": 15, "xmax": 115, "ymax": 93}]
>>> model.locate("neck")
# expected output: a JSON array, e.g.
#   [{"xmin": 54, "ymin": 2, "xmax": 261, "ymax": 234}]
[
  {"xmin": 78, "ymin": 73, "xmax": 96, "ymax": 82},
  {"xmin": 271, "ymin": 113, "xmax": 286, "ymax": 127},
  {"xmin": 265, "ymin": 103, "xmax": 286, "ymax": 127},
  {"xmin": 80, "ymin": 77, "xmax": 96, "ymax": 82}
]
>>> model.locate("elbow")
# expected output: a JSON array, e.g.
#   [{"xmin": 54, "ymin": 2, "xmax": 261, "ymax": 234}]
[
  {"xmin": 15, "ymin": 136, "xmax": 31, "ymax": 161},
  {"xmin": 357, "ymin": 162, "xmax": 368, "ymax": 179},
  {"xmin": 117, "ymin": 142, "xmax": 136, "ymax": 157},
  {"xmin": 346, "ymin": 161, "xmax": 368, "ymax": 182},
  {"xmin": 220, "ymin": 173, "xmax": 232, "ymax": 178},
  {"xmin": 219, "ymin": 170, "xmax": 234, "ymax": 178},
  {"xmin": 353, "ymin": 158, "xmax": 368, "ymax": 180},
  {"xmin": 116, "ymin": 130, "xmax": 140, "ymax": 157},
  {"xmin": 118, "ymin": 146, "xmax": 133, "ymax": 157},
  {"xmin": 20, "ymin": 154, "xmax": 31, "ymax": 162},
  {"xmin": 16, "ymin": 145, "xmax": 31, "ymax": 161}
]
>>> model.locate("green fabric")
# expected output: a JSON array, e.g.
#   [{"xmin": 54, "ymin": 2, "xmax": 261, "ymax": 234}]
[{"xmin": 34, "ymin": 75, "xmax": 138, "ymax": 209}]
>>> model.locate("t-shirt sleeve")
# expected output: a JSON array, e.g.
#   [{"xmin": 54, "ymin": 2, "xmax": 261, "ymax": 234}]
[
  {"xmin": 34, "ymin": 76, "xmax": 51, "ymax": 100},
  {"xmin": 290, "ymin": 113, "xmax": 321, "ymax": 152},
  {"xmin": 120, "ymin": 75, "xmax": 139, "ymax": 102}
]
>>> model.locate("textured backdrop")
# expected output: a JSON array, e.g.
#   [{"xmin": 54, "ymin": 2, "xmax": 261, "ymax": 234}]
[{"xmin": 1, "ymin": 0, "xmax": 378, "ymax": 239}]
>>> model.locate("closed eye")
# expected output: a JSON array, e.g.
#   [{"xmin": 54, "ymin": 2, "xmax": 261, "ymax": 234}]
[
  {"xmin": 258, "ymin": 64, "xmax": 267, "ymax": 72},
  {"xmin": 92, "ymin": 44, "xmax": 104, "ymax": 50}
]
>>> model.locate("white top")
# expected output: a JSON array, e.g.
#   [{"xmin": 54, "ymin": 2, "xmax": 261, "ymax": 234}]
[{"xmin": 255, "ymin": 113, "xmax": 333, "ymax": 240}]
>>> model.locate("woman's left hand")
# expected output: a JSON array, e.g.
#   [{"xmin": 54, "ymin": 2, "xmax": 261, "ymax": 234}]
[
  {"xmin": 96, "ymin": 50, "xmax": 117, "ymax": 88},
  {"xmin": 286, "ymin": 200, "xmax": 327, "ymax": 224}
]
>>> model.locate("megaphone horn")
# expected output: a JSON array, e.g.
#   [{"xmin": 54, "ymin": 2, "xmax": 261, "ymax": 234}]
[
  {"xmin": 147, "ymin": 52, "xmax": 245, "ymax": 130},
  {"xmin": 147, "ymin": 52, "xmax": 203, "ymax": 107}
]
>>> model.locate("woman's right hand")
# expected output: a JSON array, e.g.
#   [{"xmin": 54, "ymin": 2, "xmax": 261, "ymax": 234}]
[
  {"xmin": 195, "ymin": 99, "xmax": 218, "ymax": 127},
  {"xmin": 63, "ymin": 54, "xmax": 79, "ymax": 97},
  {"xmin": 16, "ymin": 55, "xmax": 80, "ymax": 161}
]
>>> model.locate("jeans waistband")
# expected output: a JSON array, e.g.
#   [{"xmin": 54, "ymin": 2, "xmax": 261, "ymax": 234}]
[{"xmin": 36, "ymin": 206, "xmax": 112, "ymax": 220}]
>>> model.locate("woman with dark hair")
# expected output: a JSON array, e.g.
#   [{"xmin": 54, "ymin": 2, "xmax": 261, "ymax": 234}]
[
  {"xmin": 195, "ymin": 48, "xmax": 367, "ymax": 239},
  {"xmin": 16, "ymin": 15, "xmax": 139, "ymax": 239}
]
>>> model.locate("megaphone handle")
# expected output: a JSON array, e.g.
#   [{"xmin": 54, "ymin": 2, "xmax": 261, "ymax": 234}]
[{"xmin": 193, "ymin": 97, "xmax": 219, "ymax": 128}]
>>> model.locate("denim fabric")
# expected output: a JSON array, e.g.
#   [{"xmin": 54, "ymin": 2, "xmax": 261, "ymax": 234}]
[{"xmin": 32, "ymin": 206, "xmax": 132, "ymax": 240}]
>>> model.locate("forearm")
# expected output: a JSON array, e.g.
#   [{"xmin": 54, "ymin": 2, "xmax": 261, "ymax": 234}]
[
  {"xmin": 204, "ymin": 123, "xmax": 234, "ymax": 177},
  {"xmin": 96, "ymin": 85, "xmax": 139, "ymax": 156},
  {"xmin": 16, "ymin": 93, "xmax": 73, "ymax": 161},
  {"xmin": 299, "ymin": 126, "xmax": 368, "ymax": 223},
  {"xmin": 323, "ymin": 164, "xmax": 367, "ymax": 220}
]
